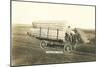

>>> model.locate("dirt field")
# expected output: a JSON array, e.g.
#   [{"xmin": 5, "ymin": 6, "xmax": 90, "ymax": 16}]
[{"xmin": 11, "ymin": 24, "xmax": 96, "ymax": 66}]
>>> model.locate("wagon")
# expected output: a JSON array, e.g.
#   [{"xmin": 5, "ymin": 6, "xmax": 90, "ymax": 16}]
[{"xmin": 27, "ymin": 27, "xmax": 80, "ymax": 54}]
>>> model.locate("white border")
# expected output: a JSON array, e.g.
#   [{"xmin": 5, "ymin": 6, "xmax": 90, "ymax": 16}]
[{"xmin": 0, "ymin": 0, "xmax": 98, "ymax": 67}]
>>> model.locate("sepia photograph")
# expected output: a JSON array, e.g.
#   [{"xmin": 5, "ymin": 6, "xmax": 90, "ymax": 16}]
[{"xmin": 11, "ymin": 0, "xmax": 96, "ymax": 66}]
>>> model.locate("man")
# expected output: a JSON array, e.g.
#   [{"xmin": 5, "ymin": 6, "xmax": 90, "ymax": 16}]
[{"xmin": 63, "ymin": 26, "xmax": 75, "ymax": 42}]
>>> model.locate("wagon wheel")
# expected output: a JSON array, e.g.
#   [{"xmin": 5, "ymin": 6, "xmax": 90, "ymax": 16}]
[
  {"xmin": 40, "ymin": 40, "xmax": 47, "ymax": 49},
  {"xmin": 64, "ymin": 43, "xmax": 72, "ymax": 54}
]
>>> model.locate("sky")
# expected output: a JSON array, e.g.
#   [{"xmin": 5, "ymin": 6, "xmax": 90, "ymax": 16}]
[{"xmin": 12, "ymin": 1, "xmax": 95, "ymax": 29}]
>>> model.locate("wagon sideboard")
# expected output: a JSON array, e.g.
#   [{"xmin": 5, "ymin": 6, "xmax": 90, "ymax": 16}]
[{"xmin": 29, "ymin": 27, "xmax": 65, "ymax": 42}]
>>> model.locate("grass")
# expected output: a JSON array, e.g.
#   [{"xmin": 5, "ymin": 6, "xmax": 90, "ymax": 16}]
[
  {"xmin": 76, "ymin": 44, "xmax": 96, "ymax": 53},
  {"xmin": 11, "ymin": 24, "xmax": 96, "ymax": 66}
]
